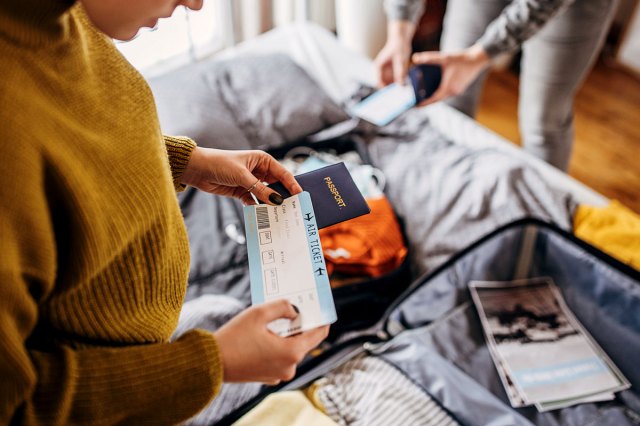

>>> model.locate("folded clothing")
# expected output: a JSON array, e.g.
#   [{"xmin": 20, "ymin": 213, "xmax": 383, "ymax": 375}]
[
  {"xmin": 320, "ymin": 195, "xmax": 408, "ymax": 281},
  {"xmin": 234, "ymin": 391, "xmax": 337, "ymax": 426},
  {"xmin": 309, "ymin": 355, "xmax": 459, "ymax": 426},
  {"xmin": 574, "ymin": 200, "xmax": 640, "ymax": 270}
]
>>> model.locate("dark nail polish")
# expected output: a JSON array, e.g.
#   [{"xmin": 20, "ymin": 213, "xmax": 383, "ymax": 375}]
[
  {"xmin": 291, "ymin": 304, "xmax": 300, "ymax": 314},
  {"xmin": 269, "ymin": 192, "xmax": 284, "ymax": 205}
]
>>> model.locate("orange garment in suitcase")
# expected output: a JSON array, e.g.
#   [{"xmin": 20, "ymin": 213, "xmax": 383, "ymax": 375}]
[{"xmin": 320, "ymin": 195, "xmax": 408, "ymax": 283}]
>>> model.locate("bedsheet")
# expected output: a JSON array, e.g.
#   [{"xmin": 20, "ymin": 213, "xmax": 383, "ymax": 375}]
[
  {"xmin": 152, "ymin": 23, "xmax": 616, "ymax": 424},
  {"xmin": 362, "ymin": 107, "xmax": 575, "ymax": 275}
]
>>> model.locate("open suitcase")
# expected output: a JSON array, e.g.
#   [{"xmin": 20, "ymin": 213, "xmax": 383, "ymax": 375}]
[{"xmin": 217, "ymin": 218, "xmax": 640, "ymax": 425}]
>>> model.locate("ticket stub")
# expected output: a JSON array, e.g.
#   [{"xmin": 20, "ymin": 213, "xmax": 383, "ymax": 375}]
[{"xmin": 244, "ymin": 192, "xmax": 337, "ymax": 337}]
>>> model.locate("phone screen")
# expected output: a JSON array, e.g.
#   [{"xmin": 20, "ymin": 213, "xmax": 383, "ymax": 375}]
[{"xmin": 409, "ymin": 64, "xmax": 442, "ymax": 103}]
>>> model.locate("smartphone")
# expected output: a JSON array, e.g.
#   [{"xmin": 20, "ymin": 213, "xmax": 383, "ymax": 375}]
[{"xmin": 409, "ymin": 64, "xmax": 442, "ymax": 104}]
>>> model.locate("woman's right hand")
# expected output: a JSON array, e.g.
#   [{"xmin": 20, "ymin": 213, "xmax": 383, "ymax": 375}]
[
  {"xmin": 411, "ymin": 44, "xmax": 490, "ymax": 106},
  {"xmin": 214, "ymin": 300, "xmax": 330, "ymax": 384},
  {"xmin": 374, "ymin": 20, "xmax": 416, "ymax": 87}
]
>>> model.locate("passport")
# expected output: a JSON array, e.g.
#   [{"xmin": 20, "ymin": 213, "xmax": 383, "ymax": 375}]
[{"xmin": 267, "ymin": 162, "xmax": 370, "ymax": 229}]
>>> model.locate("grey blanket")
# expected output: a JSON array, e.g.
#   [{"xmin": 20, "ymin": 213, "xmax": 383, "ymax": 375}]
[
  {"xmin": 150, "ymin": 52, "xmax": 575, "ymax": 303},
  {"xmin": 150, "ymin": 53, "xmax": 577, "ymax": 424},
  {"xmin": 364, "ymin": 107, "xmax": 575, "ymax": 276}
]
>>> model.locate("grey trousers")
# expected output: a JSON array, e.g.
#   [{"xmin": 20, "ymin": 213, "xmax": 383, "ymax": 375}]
[{"xmin": 440, "ymin": 0, "xmax": 618, "ymax": 171}]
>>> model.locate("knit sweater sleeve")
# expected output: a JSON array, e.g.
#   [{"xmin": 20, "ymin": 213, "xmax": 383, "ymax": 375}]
[
  {"xmin": 0, "ymin": 142, "xmax": 222, "ymax": 425},
  {"xmin": 383, "ymin": 0, "xmax": 425, "ymax": 24},
  {"xmin": 164, "ymin": 135, "xmax": 197, "ymax": 192},
  {"xmin": 384, "ymin": 0, "xmax": 575, "ymax": 58},
  {"xmin": 477, "ymin": 0, "xmax": 575, "ymax": 57}
]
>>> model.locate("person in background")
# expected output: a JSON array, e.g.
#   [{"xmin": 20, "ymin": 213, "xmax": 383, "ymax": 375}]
[
  {"xmin": 0, "ymin": 0, "xmax": 328, "ymax": 424},
  {"xmin": 376, "ymin": 0, "xmax": 618, "ymax": 171}
]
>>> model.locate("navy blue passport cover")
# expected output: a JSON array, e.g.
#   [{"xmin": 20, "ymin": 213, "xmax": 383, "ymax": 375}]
[{"xmin": 268, "ymin": 163, "xmax": 370, "ymax": 229}]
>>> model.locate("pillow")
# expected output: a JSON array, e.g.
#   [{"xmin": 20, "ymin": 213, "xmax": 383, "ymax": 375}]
[{"xmin": 148, "ymin": 53, "xmax": 350, "ymax": 150}]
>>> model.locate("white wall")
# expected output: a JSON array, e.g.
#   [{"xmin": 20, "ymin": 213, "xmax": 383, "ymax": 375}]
[
  {"xmin": 617, "ymin": 5, "xmax": 640, "ymax": 74},
  {"xmin": 335, "ymin": 0, "xmax": 387, "ymax": 59}
]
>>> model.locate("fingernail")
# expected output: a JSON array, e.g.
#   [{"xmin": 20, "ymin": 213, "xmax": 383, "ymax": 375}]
[
  {"xmin": 269, "ymin": 193, "xmax": 284, "ymax": 205},
  {"xmin": 291, "ymin": 304, "xmax": 299, "ymax": 314}
]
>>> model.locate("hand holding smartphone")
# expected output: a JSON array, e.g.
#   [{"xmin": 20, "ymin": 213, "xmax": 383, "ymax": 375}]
[{"xmin": 350, "ymin": 63, "xmax": 442, "ymax": 126}]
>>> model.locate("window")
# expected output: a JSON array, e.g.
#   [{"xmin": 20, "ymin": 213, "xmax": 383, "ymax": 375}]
[
  {"xmin": 114, "ymin": 0, "xmax": 336, "ymax": 77},
  {"xmin": 116, "ymin": 0, "xmax": 226, "ymax": 77}
]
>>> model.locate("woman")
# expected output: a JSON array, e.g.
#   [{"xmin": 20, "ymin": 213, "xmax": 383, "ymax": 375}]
[
  {"xmin": 0, "ymin": 0, "xmax": 328, "ymax": 424},
  {"xmin": 376, "ymin": 0, "xmax": 618, "ymax": 171}
]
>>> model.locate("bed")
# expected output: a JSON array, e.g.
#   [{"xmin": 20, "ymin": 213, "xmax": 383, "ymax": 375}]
[
  {"xmin": 150, "ymin": 20, "xmax": 606, "ymax": 290},
  {"xmin": 147, "ymin": 22, "xmax": 613, "ymax": 424}
]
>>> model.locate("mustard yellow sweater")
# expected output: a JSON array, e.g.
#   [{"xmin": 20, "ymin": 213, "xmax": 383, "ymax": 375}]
[{"xmin": 0, "ymin": 1, "xmax": 222, "ymax": 424}]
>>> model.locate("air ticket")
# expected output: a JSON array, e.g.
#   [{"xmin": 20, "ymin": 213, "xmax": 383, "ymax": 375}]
[{"xmin": 244, "ymin": 192, "xmax": 337, "ymax": 337}]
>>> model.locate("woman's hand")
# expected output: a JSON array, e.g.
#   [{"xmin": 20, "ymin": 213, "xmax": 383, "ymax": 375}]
[
  {"xmin": 374, "ymin": 20, "xmax": 416, "ymax": 87},
  {"xmin": 181, "ymin": 148, "xmax": 302, "ymax": 205},
  {"xmin": 412, "ymin": 44, "xmax": 491, "ymax": 106},
  {"xmin": 214, "ymin": 300, "xmax": 330, "ymax": 384}
]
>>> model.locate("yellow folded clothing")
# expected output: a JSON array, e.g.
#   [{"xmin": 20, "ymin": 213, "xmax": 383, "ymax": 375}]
[
  {"xmin": 233, "ymin": 391, "xmax": 337, "ymax": 426},
  {"xmin": 574, "ymin": 201, "xmax": 640, "ymax": 270}
]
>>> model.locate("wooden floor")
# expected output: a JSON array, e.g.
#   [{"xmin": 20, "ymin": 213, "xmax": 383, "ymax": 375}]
[{"xmin": 476, "ymin": 62, "xmax": 640, "ymax": 213}]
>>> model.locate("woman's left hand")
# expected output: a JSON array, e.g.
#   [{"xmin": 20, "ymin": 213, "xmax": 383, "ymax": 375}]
[{"xmin": 181, "ymin": 148, "xmax": 302, "ymax": 205}]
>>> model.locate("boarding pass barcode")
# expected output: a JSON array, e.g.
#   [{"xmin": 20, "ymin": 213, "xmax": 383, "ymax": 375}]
[{"xmin": 256, "ymin": 206, "xmax": 270, "ymax": 230}]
